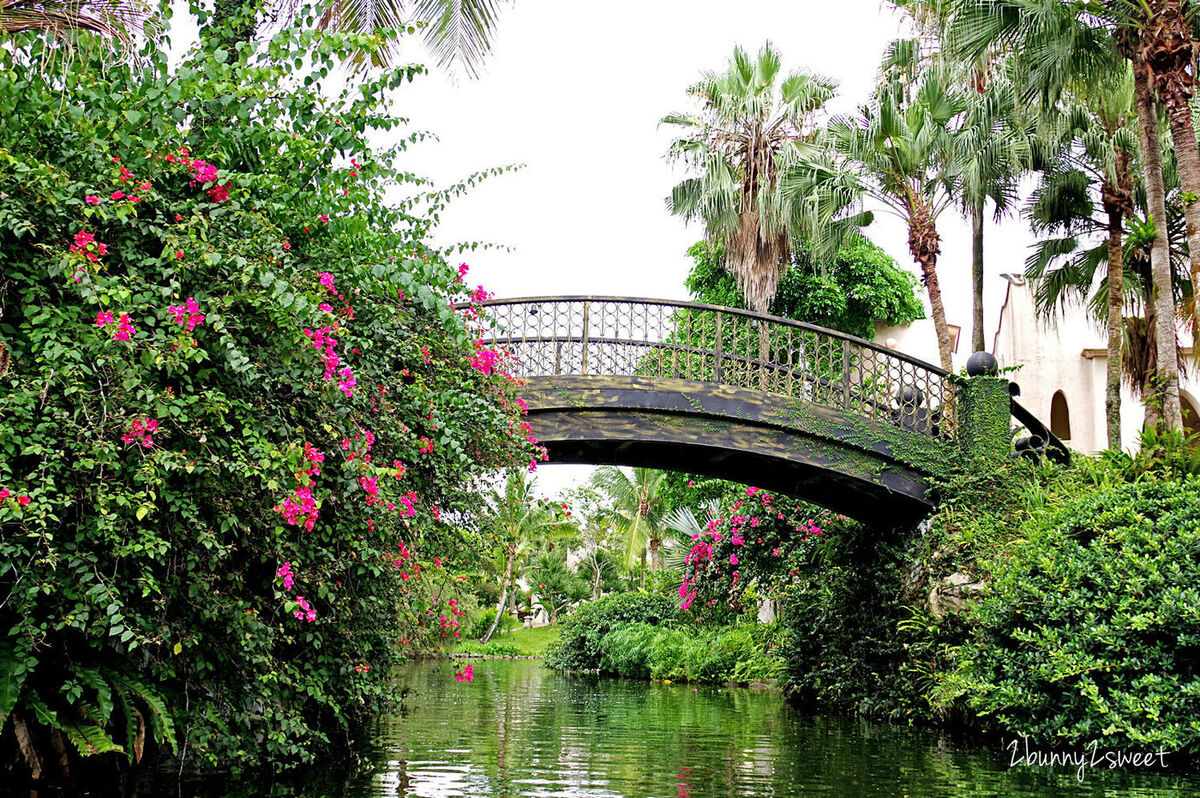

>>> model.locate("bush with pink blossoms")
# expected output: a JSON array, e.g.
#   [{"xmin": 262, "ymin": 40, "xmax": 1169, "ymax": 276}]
[{"xmin": 0, "ymin": 22, "xmax": 542, "ymax": 780}]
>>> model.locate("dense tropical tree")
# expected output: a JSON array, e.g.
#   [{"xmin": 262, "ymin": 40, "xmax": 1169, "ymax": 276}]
[
  {"xmin": 946, "ymin": 0, "xmax": 1184, "ymax": 428},
  {"xmin": 1027, "ymin": 189, "xmax": 1191, "ymax": 426},
  {"xmin": 824, "ymin": 40, "xmax": 965, "ymax": 370},
  {"xmin": 590, "ymin": 467, "xmax": 670, "ymax": 574},
  {"xmin": 662, "ymin": 42, "xmax": 838, "ymax": 312},
  {"xmin": 1022, "ymin": 70, "xmax": 1139, "ymax": 447},
  {"xmin": 478, "ymin": 469, "xmax": 555, "ymax": 643},
  {"xmin": 528, "ymin": 554, "xmax": 589, "ymax": 624},
  {"xmin": 682, "ymin": 237, "xmax": 923, "ymax": 339},
  {"xmin": 896, "ymin": 0, "xmax": 1029, "ymax": 354}
]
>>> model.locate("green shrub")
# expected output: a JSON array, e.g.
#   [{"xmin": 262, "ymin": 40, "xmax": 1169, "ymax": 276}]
[
  {"xmin": 453, "ymin": 641, "xmax": 524, "ymax": 657},
  {"xmin": 934, "ymin": 476, "xmax": 1200, "ymax": 749},
  {"xmin": 544, "ymin": 594, "xmax": 677, "ymax": 671},
  {"xmin": 594, "ymin": 622, "xmax": 786, "ymax": 684}
]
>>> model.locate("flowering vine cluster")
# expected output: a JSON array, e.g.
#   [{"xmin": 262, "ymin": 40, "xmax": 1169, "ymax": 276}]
[
  {"xmin": 679, "ymin": 486, "xmax": 831, "ymax": 615},
  {"xmin": 275, "ymin": 562, "xmax": 316, "ymax": 622}
]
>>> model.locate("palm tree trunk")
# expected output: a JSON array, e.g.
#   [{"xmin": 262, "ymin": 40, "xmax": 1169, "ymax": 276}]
[
  {"xmin": 648, "ymin": 538, "xmax": 662, "ymax": 571},
  {"xmin": 907, "ymin": 201, "xmax": 953, "ymax": 370},
  {"xmin": 1104, "ymin": 200, "xmax": 1125, "ymax": 450},
  {"xmin": 1165, "ymin": 98, "xmax": 1200, "ymax": 320},
  {"xmin": 1146, "ymin": 0, "xmax": 1200, "ymax": 326},
  {"xmin": 971, "ymin": 198, "xmax": 986, "ymax": 354},
  {"xmin": 481, "ymin": 554, "xmax": 514, "ymax": 644},
  {"xmin": 1134, "ymin": 61, "xmax": 1184, "ymax": 431}
]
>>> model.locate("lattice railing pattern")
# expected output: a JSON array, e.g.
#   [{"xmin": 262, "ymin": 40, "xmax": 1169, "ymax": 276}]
[{"xmin": 470, "ymin": 297, "xmax": 957, "ymax": 439}]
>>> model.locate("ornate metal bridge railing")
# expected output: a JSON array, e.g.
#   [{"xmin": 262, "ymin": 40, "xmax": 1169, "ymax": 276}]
[{"xmin": 471, "ymin": 297, "xmax": 957, "ymax": 439}]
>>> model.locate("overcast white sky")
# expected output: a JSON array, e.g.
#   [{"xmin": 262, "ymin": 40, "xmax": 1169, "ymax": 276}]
[
  {"xmin": 378, "ymin": 0, "xmax": 1043, "ymax": 496},
  {"xmin": 393, "ymin": 0, "xmax": 1036, "ymax": 307}
]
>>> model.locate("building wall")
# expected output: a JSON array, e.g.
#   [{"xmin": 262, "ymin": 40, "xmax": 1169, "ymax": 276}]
[{"xmin": 980, "ymin": 274, "xmax": 1198, "ymax": 454}]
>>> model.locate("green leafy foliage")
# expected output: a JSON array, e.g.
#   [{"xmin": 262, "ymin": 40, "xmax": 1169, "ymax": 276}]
[
  {"xmin": 596, "ymin": 622, "xmax": 786, "ymax": 685},
  {"xmin": 933, "ymin": 476, "xmax": 1200, "ymax": 748},
  {"xmin": 0, "ymin": 22, "xmax": 539, "ymax": 775},
  {"xmin": 544, "ymin": 593, "xmax": 678, "ymax": 672},
  {"xmin": 683, "ymin": 238, "xmax": 923, "ymax": 339}
]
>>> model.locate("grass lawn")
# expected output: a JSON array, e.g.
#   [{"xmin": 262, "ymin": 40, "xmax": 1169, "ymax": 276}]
[{"xmin": 454, "ymin": 624, "xmax": 561, "ymax": 656}]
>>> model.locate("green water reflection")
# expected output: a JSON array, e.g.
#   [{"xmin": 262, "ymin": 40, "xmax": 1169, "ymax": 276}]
[{"xmin": 342, "ymin": 660, "xmax": 1199, "ymax": 797}]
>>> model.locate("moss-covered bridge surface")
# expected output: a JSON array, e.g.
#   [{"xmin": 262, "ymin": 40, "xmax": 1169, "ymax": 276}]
[{"xmin": 470, "ymin": 297, "xmax": 1060, "ymax": 525}]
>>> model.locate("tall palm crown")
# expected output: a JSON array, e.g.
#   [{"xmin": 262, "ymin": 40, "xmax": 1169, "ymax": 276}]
[
  {"xmin": 943, "ymin": 0, "xmax": 1190, "ymax": 429},
  {"xmin": 319, "ymin": 0, "xmax": 508, "ymax": 75},
  {"xmin": 663, "ymin": 42, "xmax": 836, "ymax": 312},
  {"xmin": 825, "ymin": 41, "xmax": 967, "ymax": 369},
  {"xmin": 478, "ymin": 468, "xmax": 553, "ymax": 642},
  {"xmin": 1, "ymin": 0, "xmax": 145, "ymax": 45},
  {"xmin": 590, "ymin": 466, "xmax": 669, "ymax": 572}
]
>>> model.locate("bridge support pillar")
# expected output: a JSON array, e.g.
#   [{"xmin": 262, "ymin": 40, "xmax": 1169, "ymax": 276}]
[{"xmin": 957, "ymin": 375, "xmax": 1011, "ymax": 469}]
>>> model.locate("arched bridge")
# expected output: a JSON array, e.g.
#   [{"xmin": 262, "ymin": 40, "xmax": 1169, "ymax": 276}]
[{"xmin": 469, "ymin": 297, "xmax": 1065, "ymax": 526}]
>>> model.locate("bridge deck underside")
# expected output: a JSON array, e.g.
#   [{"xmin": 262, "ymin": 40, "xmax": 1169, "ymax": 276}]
[{"xmin": 521, "ymin": 376, "xmax": 946, "ymax": 526}]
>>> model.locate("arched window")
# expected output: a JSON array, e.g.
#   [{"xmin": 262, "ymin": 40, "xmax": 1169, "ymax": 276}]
[
  {"xmin": 1050, "ymin": 390, "xmax": 1071, "ymax": 441},
  {"xmin": 1181, "ymin": 394, "xmax": 1200, "ymax": 438}
]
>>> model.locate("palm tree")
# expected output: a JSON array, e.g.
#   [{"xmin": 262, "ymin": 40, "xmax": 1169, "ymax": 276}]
[
  {"xmin": 590, "ymin": 466, "xmax": 669, "ymax": 575},
  {"xmin": 662, "ymin": 42, "xmax": 837, "ymax": 312},
  {"xmin": 1027, "ymin": 149, "xmax": 1191, "ymax": 429},
  {"xmin": 1, "ymin": 0, "xmax": 146, "ymax": 45},
  {"xmin": 478, "ymin": 469, "xmax": 554, "ymax": 644},
  {"xmin": 319, "ymin": 0, "xmax": 509, "ymax": 75},
  {"xmin": 1026, "ymin": 70, "xmax": 1139, "ymax": 447},
  {"xmin": 945, "ymin": 0, "xmax": 1184, "ymax": 428},
  {"xmin": 896, "ymin": 0, "xmax": 1028, "ymax": 354},
  {"xmin": 198, "ymin": 0, "xmax": 508, "ymax": 75},
  {"xmin": 824, "ymin": 40, "xmax": 966, "ymax": 370},
  {"xmin": 958, "ymin": 74, "xmax": 1028, "ymax": 354}
]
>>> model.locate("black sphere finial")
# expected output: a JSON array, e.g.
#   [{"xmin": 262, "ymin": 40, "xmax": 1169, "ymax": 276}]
[{"xmin": 965, "ymin": 351, "xmax": 998, "ymax": 377}]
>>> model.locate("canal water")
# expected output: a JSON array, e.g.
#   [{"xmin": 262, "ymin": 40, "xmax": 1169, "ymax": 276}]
[{"xmin": 332, "ymin": 660, "xmax": 1200, "ymax": 797}]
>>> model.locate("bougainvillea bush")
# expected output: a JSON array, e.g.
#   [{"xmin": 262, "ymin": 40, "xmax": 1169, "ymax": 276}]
[
  {"xmin": 677, "ymin": 486, "xmax": 843, "ymax": 623},
  {"xmin": 0, "ymin": 22, "xmax": 541, "ymax": 780}
]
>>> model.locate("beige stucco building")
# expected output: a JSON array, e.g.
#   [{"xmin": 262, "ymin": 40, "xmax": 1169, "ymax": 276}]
[{"xmin": 875, "ymin": 273, "xmax": 1200, "ymax": 455}]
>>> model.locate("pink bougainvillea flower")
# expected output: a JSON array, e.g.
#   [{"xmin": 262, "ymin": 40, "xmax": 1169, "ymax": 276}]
[
  {"xmin": 175, "ymin": 251, "xmax": 184, "ymax": 259},
  {"xmin": 318, "ymin": 303, "xmax": 332, "ymax": 312},
  {"xmin": 0, "ymin": 488, "xmax": 9, "ymax": 500},
  {"xmin": 17, "ymin": 495, "xmax": 30, "ymax": 506},
  {"xmin": 293, "ymin": 595, "xmax": 317, "ymax": 622},
  {"xmin": 111, "ymin": 191, "xmax": 125, "ymax": 200},
  {"xmin": 95, "ymin": 310, "xmax": 115, "ymax": 327},
  {"xmin": 168, "ymin": 297, "xmax": 205, "ymax": 331},
  {"xmin": 418, "ymin": 437, "xmax": 434, "ymax": 454},
  {"xmin": 337, "ymin": 366, "xmax": 356, "ymax": 397},
  {"xmin": 276, "ymin": 562, "xmax": 295, "ymax": 591},
  {"xmin": 85, "ymin": 195, "xmax": 100, "ymax": 205},
  {"xmin": 111, "ymin": 313, "xmax": 136, "ymax": 341},
  {"xmin": 454, "ymin": 664, "xmax": 474, "ymax": 682},
  {"xmin": 120, "ymin": 417, "xmax": 159, "ymax": 448},
  {"xmin": 318, "ymin": 272, "xmax": 336, "ymax": 291}
]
